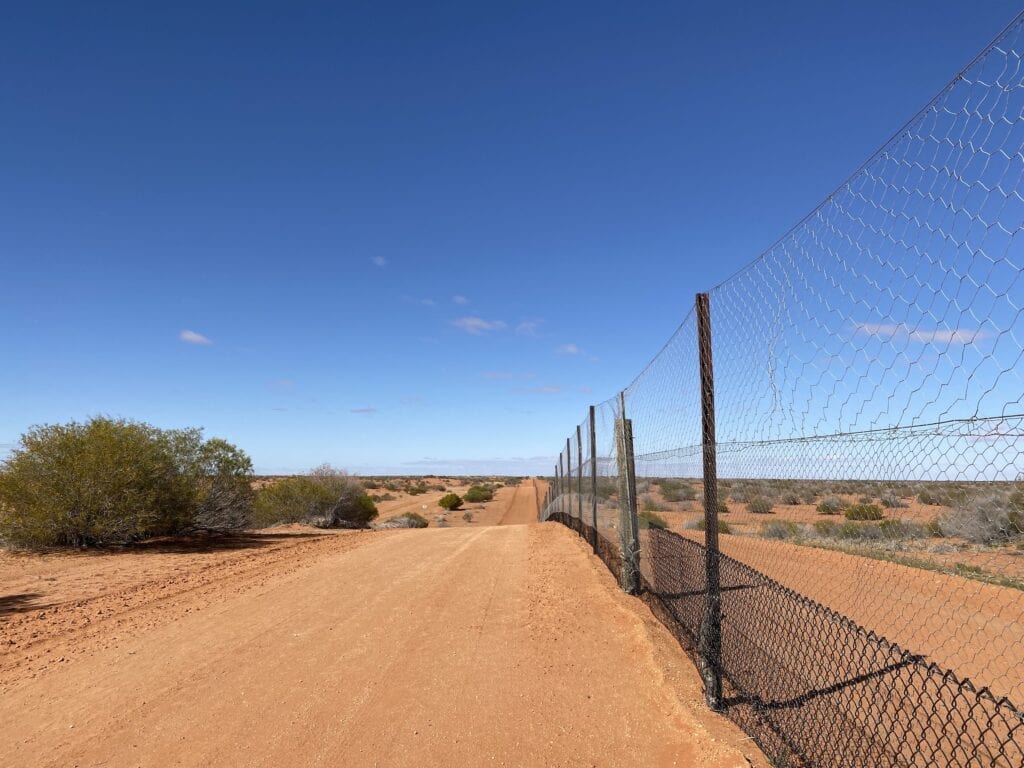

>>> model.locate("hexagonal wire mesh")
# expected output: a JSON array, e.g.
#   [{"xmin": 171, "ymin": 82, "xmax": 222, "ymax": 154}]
[{"xmin": 541, "ymin": 13, "xmax": 1024, "ymax": 768}]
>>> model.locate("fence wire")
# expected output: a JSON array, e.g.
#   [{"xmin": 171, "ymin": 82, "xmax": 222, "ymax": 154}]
[{"xmin": 542, "ymin": 13, "xmax": 1024, "ymax": 768}]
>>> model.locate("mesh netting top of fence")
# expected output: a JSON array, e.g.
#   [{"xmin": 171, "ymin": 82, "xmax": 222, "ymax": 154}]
[{"xmin": 541, "ymin": 13, "xmax": 1024, "ymax": 768}]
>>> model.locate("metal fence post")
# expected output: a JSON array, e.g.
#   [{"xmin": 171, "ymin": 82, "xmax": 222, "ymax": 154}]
[
  {"xmin": 557, "ymin": 455, "xmax": 564, "ymax": 517},
  {"xmin": 577, "ymin": 428, "xmax": 585, "ymax": 528},
  {"xmin": 615, "ymin": 392, "xmax": 641, "ymax": 595},
  {"xmin": 589, "ymin": 405, "xmax": 598, "ymax": 552},
  {"xmin": 696, "ymin": 291, "xmax": 723, "ymax": 711},
  {"xmin": 566, "ymin": 437, "xmax": 572, "ymax": 518}
]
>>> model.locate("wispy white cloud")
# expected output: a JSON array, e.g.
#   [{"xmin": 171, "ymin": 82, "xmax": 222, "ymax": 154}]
[
  {"xmin": 453, "ymin": 295, "xmax": 469, "ymax": 305},
  {"xmin": 557, "ymin": 343, "xmax": 581, "ymax": 355},
  {"xmin": 854, "ymin": 322, "xmax": 987, "ymax": 345},
  {"xmin": 350, "ymin": 407, "xmax": 379, "ymax": 415},
  {"xmin": 515, "ymin": 385, "xmax": 562, "ymax": 394},
  {"xmin": 371, "ymin": 256, "xmax": 387, "ymax": 268},
  {"xmin": 516, "ymin": 320, "xmax": 542, "ymax": 336},
  {"xmin": 179, "ymin": 329, "xmax": 212, "ymax": 345},
  {"xmin": 451, "ymin": 316, "xmax": 507, "ymax": 335}
]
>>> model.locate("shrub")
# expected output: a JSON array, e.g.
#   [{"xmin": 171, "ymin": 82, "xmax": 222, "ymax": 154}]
[
  {"xmin": 878, "ymin": 519, "xmax": 926, "ymax": 539},
  {"xmin": 845, "ymin": 504, "xmax": 884, "ymax": 521},
  {"xmin": 253, "ymin": 465, "xmax": 377, "ymax": 529},
  {"xmin": 438, "ymin": 493, "xmax": 463, "ymax": 511},
  {"xmin": 761, "ymin": 521, "xmax": 801, "ymax": 540},
  {"xmin": 462, "ymin": 511, "xmax": 474, "ymax": 523},
  {"xmin": 813, "ymin": 520, "xmax": 839, "ymax": 537},
  {"xmin": 659, "ymin": 480, "xmax": 697, "ymax": 502},
  {"xmin": 925, "ymin": 517, "xmax": 944, "ymax": 537},
  {"xmin": 835, "ymin": 521, "xmax": 884, "ymax": 541},
  {"xmin": 381, "ymin": 512, "xmax": 428, "ymax": 529},
  {"xmin": 717, "ymin": 500, "xmax": 730, "ymax": 515},
  {"xmin": 917, "ymin": 489, "xmax": 942, "ymax": 506},
  {"xmin": 781, "ymin": 492, "xmax": 801, "ymax": 505},
  {"xmin": 641, "ymin": 495, "xmax": 666, "ymax": 512},
  {"xmin": 637, "ymin": 510, "xmax": 668, "ymax": 529},
  {"xmin": 464, "ymin": 485, "xmax": 495, "ymax": 503},
  {"xmin": 0, "ymin": 418, "xmax": 254, "ymax": 548},
  {"xmin": 940, "ymin": 495, "xmax": 1024, "ymax": 544},
  {"xmin": 688, "ymin": 518, "xmax": 731, "ymax": 534},
  {"xmin": 816, "ymin": 496, "xmax": 846, "ymax": 515},
  {"xmin": 880, "ymin": 491, "xmax": 908, "ymax": 509},
  {"xmin": 747, "ymin": 497, "xmax": 774, "ymax": 515}
]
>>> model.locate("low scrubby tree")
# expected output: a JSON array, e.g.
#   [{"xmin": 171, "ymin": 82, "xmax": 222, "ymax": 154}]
[
  {"xmin": 252, "ymin": 465, "xmax": 377, "ymax": 529},
  {"xmin": 438, "ymin": 493, "xmax": 463, "ymax": 511},
  {"xmin": 0, "ymin": 417, "xmax": 254, "ymax": 548}
]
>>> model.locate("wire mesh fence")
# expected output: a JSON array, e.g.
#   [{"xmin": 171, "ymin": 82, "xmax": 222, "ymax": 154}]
[{"xmin": 540, "ymin": 13, "xmax": 1024, "ymax": 768}]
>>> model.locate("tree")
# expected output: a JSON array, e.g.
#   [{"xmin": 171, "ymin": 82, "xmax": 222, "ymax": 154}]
[
  {"xmin": 438, "ymin": 493, "xmax": 463, "ymax": 511},
  {"xmin": 252, "ymin": 465, "xmax": 377, "ymax": 528}
]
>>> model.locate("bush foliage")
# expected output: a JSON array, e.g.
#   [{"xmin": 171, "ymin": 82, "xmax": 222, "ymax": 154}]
[
  {"xmin": 0, "ymin": 417, "xmax": 254, "ymax": 548},
  {"xmin": 845, "ymin": 503, "xmax": 884, "ymax": 521},
  {"xmin": 252, "ymin": 465, "xmax": 377, "ymax": 529},
  {"xmin": 464, "ymin": 484, "xmax": 495, "ymax": 503},
  {"xmin": 438, "ymin": 493, "xmax": 463, "ymax": 511}
]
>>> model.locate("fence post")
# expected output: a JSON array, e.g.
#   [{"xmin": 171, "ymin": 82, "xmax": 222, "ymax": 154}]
[
  {"xmin": 566, "ymin": 437, "xmax": 573, "ymax": 518},
  {"xmin": 615, "ymin": 391, "xmax": 641, "ymax": 595},
  {"xmin": 589, "ymin": 405, "xmax": 599, "ymax": 552},
  {"xmin": 576, "ymin": 423, "xmax": 584, "ymax": 535},
  {"xmin": 557, "ymin": 456, "xmax": 565, "ymax": 518},
  {"xmin": 696, "ymin": 291, "xmax": 723, "ymax": 711}
]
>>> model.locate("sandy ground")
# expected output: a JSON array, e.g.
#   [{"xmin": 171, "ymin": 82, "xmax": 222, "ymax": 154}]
[{"xmin": 0, "ymin": 480, "xmax": 766, "ymax": 768}]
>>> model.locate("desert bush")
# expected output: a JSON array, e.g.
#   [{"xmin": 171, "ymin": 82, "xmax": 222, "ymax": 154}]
[
  {"xmin": 834, "ymin": 521, "xmax": 884, "ymax": 541},
  {"xmin": 637, "ymin": 510, "xmax": 668, "ymax": 529},
  {"xmin": 406, "ymin": 482, "xmax": 428, "ymax": 496},
  {"xmin": 781, "ymin": 492, "xmax": 801, "ymax": 505},
  {"xmin": 462, "ymin": 511, "xmax": 474, "ymax": 523},
  {"xmin": 925, "ymin": 517, "xmax": 944, "ymax": 537},
  {"xmin": 747, "ymin": 497, "xmax": 774, "ymax": 515},
  {"xmin": 641, "ymin": 495, "xmax": 666, "ymax": 512},
  {"xmin": 438, "ymin": 493, "xmax": 463, "ymax": 511},
  {"xmin": 816, "ymin": 496, "xmax": 846, "ymax": 515},
  {"xmin": 687, "ymin": 518, "xmax": 732, "ymax": 534},
  {"xmin": 813, "ymin": 520, "xmax": 839, "ymax": 537},
  {"xmin": 380, "ymin": 512, "xmax": 428, "ymax": 529},
  {"xmin": 878, "ymin": 519, "xmax": 926, "ymax": 539},
  {"xmin": 917, "ymin": 489, "xmax": 942, "ymax": 506},
  {"xmin": 940, "ymin": 495, "xmax": 1024, "ymax": 544},
  {"xmin": 370, "ymin": 492, "xmax": 397, "ymax": 502},
  {"xmin": 659, "ymin": 479, "xmax": 697, "ymax": 502},
  {"xmin": 761, "ymin": 521, "xmax": 801, "ymax": 540},
  {"xmin": 880, "ymin": 491, "xmax": 908, "ymax": 509},
  {"xmin": 464, "ymin": 485, "xmax": 495, "ymax": 503},
  {"xmin": 0, "ymin": 418, "xmax": 255, "ymax": 548},
  {"xmin": 254, "ymin": 465, "xmax": 377, "ymax": 529},
  {"xmin": 857, "ymin": 495, "xmax": 874, "ymax": 505},
  {"xmin": 845, "ymin": 504, "xmax": 884, "ymax": 521},
  {"xmin": 362, "ymin": 479, "xmax": 382, "ymax": 490}
]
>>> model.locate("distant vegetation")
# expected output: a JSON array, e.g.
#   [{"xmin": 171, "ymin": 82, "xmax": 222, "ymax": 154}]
[
  {"xmin": 438, "ymin": 493, "xmax": 463, "ymax": 511},
  {"xmin": 253, "ymin": 464, "xmax": 377, "ymax": 529},
  {"xmin": 0, "ymin": 417, "xmax": 255, "ymax": 548},
  {"xmin": 464, "ymin": 484, "xmax": 495, "ymax": 503}
]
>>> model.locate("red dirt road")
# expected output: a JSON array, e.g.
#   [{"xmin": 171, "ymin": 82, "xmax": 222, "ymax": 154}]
[{"xmin": 0, "ymin": 520, "xmax": 764, "ymax": 766}]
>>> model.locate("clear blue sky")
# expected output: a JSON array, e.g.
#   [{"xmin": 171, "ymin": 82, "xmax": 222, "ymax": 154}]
[{"xmin": 2, "ymin": 1, "xmax": 1021, "ymax": 475}]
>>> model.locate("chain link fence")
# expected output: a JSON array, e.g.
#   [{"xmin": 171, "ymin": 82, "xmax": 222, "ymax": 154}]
[{"xmin": 541, "ymin": 13, "xmax": 1024, "ymax": 767}]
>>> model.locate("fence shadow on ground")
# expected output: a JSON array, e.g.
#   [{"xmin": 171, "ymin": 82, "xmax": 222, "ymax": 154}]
[{"xmin": 547, "ymin": 512, "xmax": 1024, "ymax": 768}]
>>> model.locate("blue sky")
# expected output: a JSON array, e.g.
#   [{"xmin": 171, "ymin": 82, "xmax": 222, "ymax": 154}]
[{"xmin": 2, "ymin": 0, "xmax": 1022, "ymax": 475}]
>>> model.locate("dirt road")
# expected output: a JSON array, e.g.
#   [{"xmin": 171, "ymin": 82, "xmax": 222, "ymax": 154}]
[{"xmin": 0, "ymin": 521, "xmax": 763, "ymax": 767}]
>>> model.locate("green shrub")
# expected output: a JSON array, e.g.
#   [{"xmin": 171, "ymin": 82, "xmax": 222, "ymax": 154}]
[
  {"xmin": 761, "ymin": 521, "xmax": 801, "ymax": 540},
  {"xmin": 878, "ymin": 519, "xmax": 926, "ymax": 539},
  {"xmin": 0, "ymin": 418, "xmax": 254, "ymax": 548},
  {"xmin": 253, "ymin": 465, "xmax": 377, "ymax": 529},
  {"xmin": 816, "ymin": 496, "xmax": 846, "ymax": 515},
  {"xmin": 659, "ymin": 480, "xmax": 697, "ymax": 502},
  {"xmin": 845, "ymin": 504, "xmax": 884, "ymax": 521},
  {"xmin": 637, "ymin": 510, "xmax": 668, "ymax": 529},
  {"xmin": 438, "ymin": 493, "xmax": 463, "ymax": 511},
  {"xmin": 462, "ymin": 511, "xmax": 474, "ymax": 523},
  {"xmin": 880, "ymin": 491, "xmax": 907, "ymax": 509},
  {"xmin": 401, "ymin": 511, "xmax": 428, "ymax": 528},
  {"xmin": 835, "ymin": 521, "xmax": 884, "ymax": 541},
  {"xmin": 917, "ymin": 489, "xmax": 942, "ymax": 506},
  {"xmin": 813, "ymin": 520, "xmax": 839, "ymax": 537},
  {"xmin": 747, "ymin": 497, "xmax": 774, "ymax": 515},
  {"xmin": 641, "ymin": 495, "xmax": 666, "ymax": 512},
  {"xmin": 925, "ymin": 517, "xmax": 944, "ymax": 537},
  {"xmin": 781, "ymin": 492, "xmax": 801, "ymax": 505},
  {"xmin": 464, "ymin": 485, "xmax": 495, "ymax": 503},
  {"xmin": 688, "ymin": 518, "xmax": 731, "ymax": 534}
]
